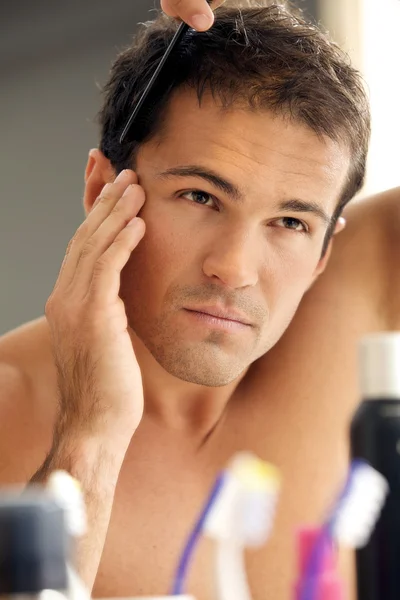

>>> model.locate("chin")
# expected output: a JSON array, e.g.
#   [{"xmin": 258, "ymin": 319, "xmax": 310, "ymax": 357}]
[
  {"xmin": 148, "ymin": 340, "xmax": 248, "ymax": 387},
  {"xmin": 162, "ymin": 362, "xmax": 242, "ymax": 387}
]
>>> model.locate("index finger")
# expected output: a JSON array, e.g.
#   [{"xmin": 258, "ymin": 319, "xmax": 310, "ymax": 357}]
[
  {"xmin": 160, "ymin": 0, "xmax": 225, "ymax": 31},
  {"xmin": 58, "ymin": 170, "xmax": 138, "ymax": 286}
]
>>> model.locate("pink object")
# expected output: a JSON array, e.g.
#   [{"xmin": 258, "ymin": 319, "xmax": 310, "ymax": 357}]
[{"xmin": 293, "ymin": 527, "xmax": 345, "ymax": 600}]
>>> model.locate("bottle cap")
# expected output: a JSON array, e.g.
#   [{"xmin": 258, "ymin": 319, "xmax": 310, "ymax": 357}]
[
  {"xmin": 360, "ymin": 332, "xmax": 400, "ymax": 399},
  {"xmin": 0, "ymin": 492, "xmax": 68, "ymax": 594}
]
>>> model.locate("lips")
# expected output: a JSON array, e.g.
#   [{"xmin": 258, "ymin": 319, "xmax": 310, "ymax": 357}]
[{"xmin": 184, "ymin": 305, "xmax": 252, "ymax": 326}]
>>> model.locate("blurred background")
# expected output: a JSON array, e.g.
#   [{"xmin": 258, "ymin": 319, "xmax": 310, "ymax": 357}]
[{"xmin": 0, "ymin": 0, "xmax": 399, "ymax": 334}]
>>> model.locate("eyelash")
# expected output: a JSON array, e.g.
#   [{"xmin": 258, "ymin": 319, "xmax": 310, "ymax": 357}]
[
  {"xmin": 181, "ymin": 190, "xmax": 217, "ymax": 208},
  {"xmin": 179, "ymin": 190, "xmax": 309, "ymax": 233},
  {"xmin": 273, "ymin": 217, "xmax": 309, "ymax": 233}
]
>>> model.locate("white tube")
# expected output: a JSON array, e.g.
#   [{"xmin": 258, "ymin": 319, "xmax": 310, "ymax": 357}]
[{"xmin": 215, "ymin": 540, "xmax": 252, "ymax": 600}]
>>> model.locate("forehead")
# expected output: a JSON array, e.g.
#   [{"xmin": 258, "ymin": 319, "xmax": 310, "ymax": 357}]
[{"xmin": 141, "ymin": 89, "xmax": 350, "ymax": 208}]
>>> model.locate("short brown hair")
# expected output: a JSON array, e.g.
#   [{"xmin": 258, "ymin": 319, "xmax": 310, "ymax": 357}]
[{"xmin": 98, "ymin": 2, "xmax": 370, "ymax": 253}]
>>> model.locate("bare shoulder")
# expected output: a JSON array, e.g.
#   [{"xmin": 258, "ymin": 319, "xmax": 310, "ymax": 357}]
[
  {"xmin": 343, "ymin": 185, "xmax": 400, "ymax": 248},
  {"xmin": 333, "ymin": 186, "xmax": 400, "ymax": 325},
  {"xmin": 293, "ymin": 185, "xmax": 400, "ymax": 328},
  {"xmin": 362, "ymin": 186, "xmax": 400, "ymax": 325},
  {"xmin": 366, "ymin": 185, "xmax": 400, "ymax": 237},
  {"xmin": 334, "ymin": 186, "xmax": 399, "ymax": 268},
  {"xmin": 0, "ymin": 316, "xmax": 57, "ymax": 484}
]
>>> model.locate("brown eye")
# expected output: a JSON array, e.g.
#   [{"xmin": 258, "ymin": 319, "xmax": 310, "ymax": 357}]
[
  {"xmin": 274, "ymin": 217, "xmax": 308, "ymax": 233},
  {"xmin": 182, "ymin": 190, "xmax": 216, "ymax": 207}
]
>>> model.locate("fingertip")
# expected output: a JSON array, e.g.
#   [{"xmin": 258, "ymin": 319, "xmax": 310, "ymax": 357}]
[
  {"xmin": 137, "ymin": 216, "xmax": 146, "ymax": 228},
  {"xmin": 126, "ymin": 216, "xmax": 145, "ymax": 232},
  {"xmin": 190, "ymin": 13, "xmax": 214, "ymax": 31},
  {"xmin": 114, "ymin": 169, "xmax": 138, "ymax": 185}
]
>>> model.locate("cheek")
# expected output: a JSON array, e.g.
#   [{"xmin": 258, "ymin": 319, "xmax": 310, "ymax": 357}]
[
  {"xmin": 143, "ymin": 206, "xmax": 193, "ymax": 271},
  {"xmin": 120, "ymin": 206, "xmax": 196, "ymax": 304},
  {"xmin": 261, "ymin": 243, "xmax": 320, "ymax": 315},
  {"xmin": 255, "ymin": 254, "xmax": 314, "ymax": 354}
]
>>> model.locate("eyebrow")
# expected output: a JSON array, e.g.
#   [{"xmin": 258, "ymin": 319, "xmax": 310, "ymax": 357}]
[
  {"xmin": 278, "ymin": 199, "xmax": 332, "ymax": 227},
  {"xmin": 157, "ymin": 165, "xmax": 243, "ymax": 202},
  {"xmin": 157, "ymin": 165, "xmax": 332, "ymax": 226}
]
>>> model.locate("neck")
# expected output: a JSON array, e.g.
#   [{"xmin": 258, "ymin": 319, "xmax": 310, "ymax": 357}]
[{"xmin": 129, "ymin": 328, "xmax": 248, "ymax": 438}]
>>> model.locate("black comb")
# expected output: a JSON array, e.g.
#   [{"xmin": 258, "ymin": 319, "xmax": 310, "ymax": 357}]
[{"xmin": 119, "ymin": 2, "xmax": 213, "ymax": 144}]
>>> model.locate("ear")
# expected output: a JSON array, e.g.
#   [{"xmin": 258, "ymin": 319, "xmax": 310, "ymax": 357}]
[
  {"xmin": 83, "ymin": 149, "xmax": 116, "ymax": 217},
  {"xmin": 311, "ymin": 216, "xmax": 347, "ymax": 280}
]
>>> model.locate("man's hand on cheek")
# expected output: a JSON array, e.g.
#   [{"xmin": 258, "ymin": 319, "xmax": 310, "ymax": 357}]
[
  {"xmin": 46, "ymin": 168, "xmax": 146, "ymax": 441},
  {"xmin": 160, "ymin": 0, "xmax": 225, "ymax": 31}
]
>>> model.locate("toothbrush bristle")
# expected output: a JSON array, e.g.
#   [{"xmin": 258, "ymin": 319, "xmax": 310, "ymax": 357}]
[
  {"xmin": 203, "ymin": 453, "xmax": 281, "ymax": 546},
  {"xmin": 333, "ymin": 462, "xmax": 388, "ymax": 548}
]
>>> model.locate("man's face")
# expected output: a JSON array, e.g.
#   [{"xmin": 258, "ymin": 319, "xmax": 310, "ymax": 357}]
[{"xmin": 119, "ymin": 90, "xmax": 350, "ymax": 386}]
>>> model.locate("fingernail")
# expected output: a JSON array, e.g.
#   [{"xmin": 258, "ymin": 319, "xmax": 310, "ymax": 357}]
[
  {"xmin": 115, "ymin": 169, "xmax": 131, "ymax": 182},
  {"xmin": 126, "ymin": 217, "xmax": 140, "ymax": 227},
  {"xmin": 121, "ymin": 184, "xmax": 134, "ymax": 197},
  {"xmin": 191, "ymin": 13, "xmax": 213, "ymax": 31}
]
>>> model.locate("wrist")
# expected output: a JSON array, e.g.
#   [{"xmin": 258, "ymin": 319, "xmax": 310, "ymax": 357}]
[
  {"xmin": 56, "ymin": 409, "xmax": 135, "ymax": 451},
  {"xmin": 31, "ymin": 425, "xmax": 131, "ymax": 486},
  {"xmin": 57, "ymin": 425, "xmax": 131, "ymax": 467}
]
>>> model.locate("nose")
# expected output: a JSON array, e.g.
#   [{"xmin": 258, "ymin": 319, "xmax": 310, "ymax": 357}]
[{"xmin": 202, "ymin": 227, "xmax": 259, "ymax": 289}]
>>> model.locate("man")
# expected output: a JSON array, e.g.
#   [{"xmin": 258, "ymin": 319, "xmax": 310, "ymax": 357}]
[{"xmin": 0, "ymin": 1, "xmax": 398, "ymax": 599}]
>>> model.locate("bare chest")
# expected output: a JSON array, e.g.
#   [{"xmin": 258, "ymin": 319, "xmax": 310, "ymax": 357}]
[
  {"xmin": 92, "ymin": 394, "xmax": 347, "ymax": 600},
  {"xmin": 92, "ymin": 391, "xmax": 353, "ymax": 597}
]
